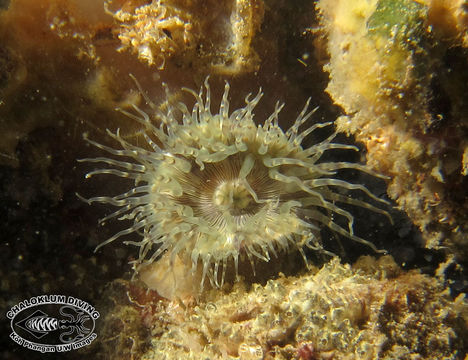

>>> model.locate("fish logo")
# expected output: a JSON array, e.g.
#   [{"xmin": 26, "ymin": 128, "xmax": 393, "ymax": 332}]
[
  {"xmin": 15, "ymin": 306, "xmax": 92, "ymax": 343},
  {"xmin": 7, "ymin": 295, "xmax": 99, "ymax": 353}
]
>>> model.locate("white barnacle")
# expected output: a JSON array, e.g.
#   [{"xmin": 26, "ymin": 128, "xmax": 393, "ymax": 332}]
[{"xmin": 79, "ymin": 78, "xmax": 391, "ymax": 290}]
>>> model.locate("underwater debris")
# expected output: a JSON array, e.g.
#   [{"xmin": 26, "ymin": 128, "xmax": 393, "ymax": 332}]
[{"xmin": 80, "ymin": 78, "xmax": 391, "ymax": 293}]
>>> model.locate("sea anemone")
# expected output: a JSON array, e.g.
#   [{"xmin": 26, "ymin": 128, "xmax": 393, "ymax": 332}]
[{"xmin": 80, "ymin": 78, "xmax": 391, "ymax": 289}]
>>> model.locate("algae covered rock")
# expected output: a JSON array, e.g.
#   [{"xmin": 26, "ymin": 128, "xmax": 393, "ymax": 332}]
[
  {"xmin": 96, "ymin": 256, "xmax": 468, "ymax": 359},
  {"xmin": 316, "ymin": 0, "xmax": 468, "ymax": 257},
  {"xmin": 105, "ymin": 0, "xmax": 264, "ymax": 74}
]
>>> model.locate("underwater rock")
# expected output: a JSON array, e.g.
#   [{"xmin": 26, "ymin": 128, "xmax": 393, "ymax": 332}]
[
  {"xmin": 0, "ymin": 0, "xmax": 128, "ymax": 166},
  {"xmin": 316, "ymin": 0, "xmax": 468, "ymax": 258},
  {"xmin": 2, "ymin": 1, "xmax": 467, "ymax": 359},
  {"xmin": 0, "ymin": 0, "xmax": 267, "ymax": 167},
  {"xmin": 97, "ymin": 256, "xmax": 468, "ymax": 359},
  {"xmin": 104, "ymin": 0, "xmax": 264, "ymax": 74},
  {"xmin": 426, "ymin": 0, "xmax": 468, "ymax": 48}
]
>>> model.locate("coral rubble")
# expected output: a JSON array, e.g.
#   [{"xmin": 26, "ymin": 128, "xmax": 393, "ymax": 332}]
[
  {"xmin": 98, "ymin": 256, "xmax": 468, "ymax": 359},
  {"xmin": 316, "ymin": 0, "xmax": 468, "ymax": 257}
]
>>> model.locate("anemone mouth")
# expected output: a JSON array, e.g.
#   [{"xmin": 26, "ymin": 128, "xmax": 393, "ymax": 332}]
[
  {"xmin": 79, "ymin": 77, "xmax": 392, "ymax": 291},
  {"xmin": 174, "ymin": 154, "xmax": 279, "ymax": 223}
]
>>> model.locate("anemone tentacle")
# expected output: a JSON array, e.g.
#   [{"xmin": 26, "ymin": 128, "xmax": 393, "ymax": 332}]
[{"xmin": 81, "ymin": 79, "xmax": 390, "ymax": 290}]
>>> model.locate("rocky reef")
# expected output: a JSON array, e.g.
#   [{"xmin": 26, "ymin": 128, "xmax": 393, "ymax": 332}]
[
  {"xmin": 0, "ymin": 0, "xmax": 265, "ymax": 168},
  {"xmin": 316, "ymin": 0, "xmax": 468, "ymax": 258},
  {"xmin": 96, "ymin": 256, "xmax": 468, "ymax": 359},
  {"xmin": 104, "ymin": 0, "xmax": 264, "ymax": 73},
  {"xmin": 1, "ymin": 0, "xmax": 467, "ymax": 359}
]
